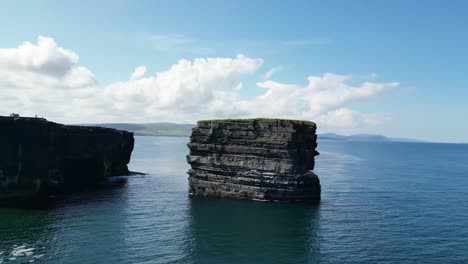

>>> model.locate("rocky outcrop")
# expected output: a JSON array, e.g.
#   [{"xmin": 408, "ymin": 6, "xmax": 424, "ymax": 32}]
[
  {"xmin": 0, "ymin": 116, "xmax": 134, "ymax": 203},
  {"xmin": 187, "ymin": 118, "xmax": 320, "ymax": 202}
]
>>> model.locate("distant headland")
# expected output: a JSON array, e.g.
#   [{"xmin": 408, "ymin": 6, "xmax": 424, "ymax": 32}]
[{"xmin": 82, "ymin": 122, "xmax": 425, "ymax": 142}]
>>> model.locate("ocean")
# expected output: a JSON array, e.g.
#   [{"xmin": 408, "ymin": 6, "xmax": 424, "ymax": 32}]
[{"xmin": 1, "ymin": 136, "xmax": 467, "ymax": 263}]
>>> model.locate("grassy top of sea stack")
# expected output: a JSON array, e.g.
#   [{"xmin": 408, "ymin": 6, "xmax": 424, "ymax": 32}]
[{"xmin": 197, "ymin": 118, "xmax": 316, "ymax": 127}]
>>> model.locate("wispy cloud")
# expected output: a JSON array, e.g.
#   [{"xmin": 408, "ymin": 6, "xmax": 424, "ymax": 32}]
[
  {"xmin": 150, "ymin": 34, "xmax": 213, "ymax": 53},
  {"xmin": 397, "ymin": 86, "xmax": 417, "ymax": 96},
  {"xmin": 130, "ymin": 66, "xmax": 147, "ymax": 80},
  {"xmin": 354, "ymin": 73, "xmax": 378, "ymax": 80},
  {"xmin": 282, "ymin": 38, "xmax": 332, "ymax": 47},
  {"xmin": 261, "ymin": 66, "xmax": 283, "ymax": 79}
]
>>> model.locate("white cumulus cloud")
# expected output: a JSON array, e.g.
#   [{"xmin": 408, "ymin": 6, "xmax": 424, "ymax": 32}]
[
  {"xmin": 0, "ymin": 35, "xmax": 96, "ymax": 90},
  {"xmin": 0, "ymin": 36, "xmax": 399, "ymax": 132},
  {"xmin": 0, "ymin": 35, "xmax": 78, "ymax": 77},
  {"xmin": 249, "ymin": 74, "xmax": 397, "ymax": 118}
]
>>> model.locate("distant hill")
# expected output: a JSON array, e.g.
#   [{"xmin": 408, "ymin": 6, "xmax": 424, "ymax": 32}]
[
  {"xmin": 81, "ymin": 123, "xmax": 425, "ymax": 142},
  {"xmin": 318, "ymin": 133, "xmax": 425, "ymax": 143},
  {"xmin": 82, "ymin": 122, "xmax": 194, "ymax": 137}
]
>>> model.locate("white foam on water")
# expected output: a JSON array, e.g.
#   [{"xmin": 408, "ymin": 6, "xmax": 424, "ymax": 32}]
[{"xmin": 10, "ymin": 245, "xmax": 35, "ymax": 257}]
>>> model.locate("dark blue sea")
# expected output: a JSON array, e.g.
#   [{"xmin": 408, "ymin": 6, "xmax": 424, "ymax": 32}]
[{"xmin": 1, "ymin": 136, "xmax": 468, "ymax": 263}]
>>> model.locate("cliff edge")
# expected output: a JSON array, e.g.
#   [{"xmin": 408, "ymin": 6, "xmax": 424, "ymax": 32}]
[
  {"xmin": 0, "ymin": 116, "xmax": 134, "ymax": 203},
  {"xmin": 187, "ymin": 118, "xmax": 321, "ymax": 202}
]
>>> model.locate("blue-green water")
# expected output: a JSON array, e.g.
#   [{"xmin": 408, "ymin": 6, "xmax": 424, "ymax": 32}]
[{"xmin": 1, "ymin": 136, "xmax": 468, "ymax": 263}]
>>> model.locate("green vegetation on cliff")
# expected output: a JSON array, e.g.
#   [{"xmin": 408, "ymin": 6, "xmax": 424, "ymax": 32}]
[
  {"xmin": 82, "ymin": 123, "xmax": 195, "ymax": 137},
  {"xmin": 86, "ymin": 119, "xmax": 316, "ymax": 137},
  {"xmin": 197, "ymin": 118, "xmax": 316, "ymax": 127}
]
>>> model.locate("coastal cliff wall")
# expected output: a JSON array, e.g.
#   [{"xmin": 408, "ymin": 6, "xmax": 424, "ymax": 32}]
[
  {"xmin": 187, "ymin": 118, "xmax": 321, "ymax": 202},
  {"xmin": 0, "ymin": 116, "xmax": 134, "ymax": 202}
]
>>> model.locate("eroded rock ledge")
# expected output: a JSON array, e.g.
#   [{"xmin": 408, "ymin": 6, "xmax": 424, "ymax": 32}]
[
  {"xmin": 187, "ymin": 118, "xmax": 321, "ymax": 202},
  {"xmin": 0, "ymin": 116, "xmax": 134, "ymax": 203}
]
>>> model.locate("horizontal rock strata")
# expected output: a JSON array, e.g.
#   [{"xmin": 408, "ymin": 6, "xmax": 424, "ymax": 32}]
[
  {"xmin": 0, "ymin": 116, "xmax": 134, "ymax": 203},
  {"xmin": 187, "ymin": 118, "xmax": 321, "ymax": 202}
]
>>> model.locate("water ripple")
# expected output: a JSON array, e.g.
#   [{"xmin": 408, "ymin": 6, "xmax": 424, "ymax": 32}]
[{"xmin": 1, "ymin": 138, "xmax": 468, "ymax": 263}]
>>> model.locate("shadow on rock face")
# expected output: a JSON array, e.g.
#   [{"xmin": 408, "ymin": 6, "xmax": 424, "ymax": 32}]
[{"xmin": 0, "ymin": 116, "xmax": 135, "ymax": 206}]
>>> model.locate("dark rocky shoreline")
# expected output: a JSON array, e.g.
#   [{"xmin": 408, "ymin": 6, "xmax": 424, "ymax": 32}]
[
  {"xmin": 0, "ymin": 116, "xmax": 135, "ymax": 203},
  {"xmin": 187, "ymin": 118, "xmax": 321, "ymax": 203}
]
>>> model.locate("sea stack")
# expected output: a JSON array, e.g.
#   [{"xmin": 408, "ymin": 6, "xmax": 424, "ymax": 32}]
[
  {"xmin": 0, "ymin": 116, "xmax": 134, "ymax": 203},
  {"xmin": 187, "ymin": 118, "xmax": 321, "ymax": 202}
]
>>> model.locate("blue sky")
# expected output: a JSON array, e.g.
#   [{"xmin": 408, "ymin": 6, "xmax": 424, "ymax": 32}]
[{"xmin": 0, "ymin": 0, "xmax": 467, "ymax": 142}]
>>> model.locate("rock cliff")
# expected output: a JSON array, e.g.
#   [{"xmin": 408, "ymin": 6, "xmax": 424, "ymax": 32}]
[
  {"xmin": 187, "ymin": 118, "xmax": 321, "ymax": 202},
  {"xmin": 0, "ymin": 116, "xmax": 134, "ymax": 203}
]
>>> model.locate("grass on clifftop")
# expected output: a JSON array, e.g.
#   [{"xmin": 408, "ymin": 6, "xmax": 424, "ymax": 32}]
[{"xmin": 197, "ymin": 118, "xmax": 316, "ymax": 126}]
